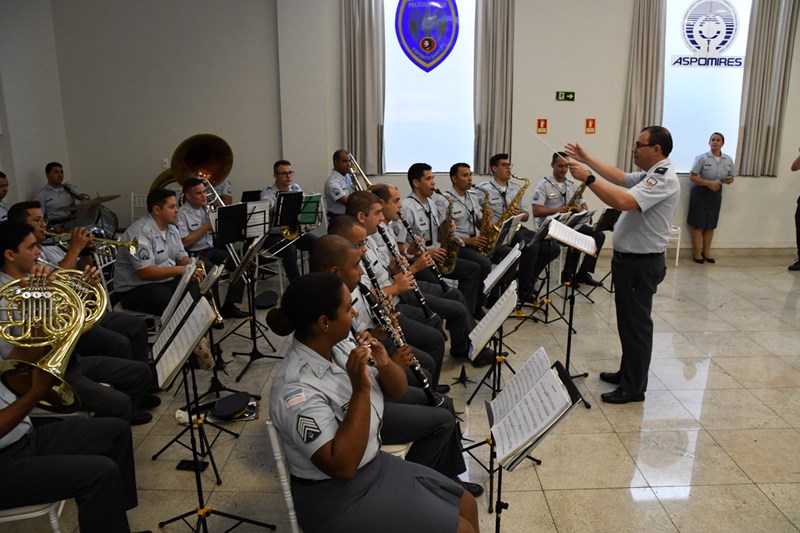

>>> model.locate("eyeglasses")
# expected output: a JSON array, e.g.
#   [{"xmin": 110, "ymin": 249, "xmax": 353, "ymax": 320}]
[
  {"xmin": 275, "ymin": 171, "xmax": 295, "ymax": 177},
  {"xmin": 354, "ymin": 239, "xmax": 367, "ymax": 248},
  {"xmin": 498, "ymin": 163, "xmax": 513, "ymax": 168},
  {"xmin": 633, "ymin": 142, "xmax": 656, "ymax": 149}
]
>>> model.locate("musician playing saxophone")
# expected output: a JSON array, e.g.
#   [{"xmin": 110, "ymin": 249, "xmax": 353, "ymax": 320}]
[
  {"xmin": 478, "ymin": 153, "xmax": 560, "ymax": 303},
  {"xmin": 399, "ymin": 163, "xmax": 483, "ymax": 318},
  {"xmin": 445, "ymin": 163, "xmax": 540, "ymax": 304},
  {"xmin": 532, "ymin": 152, "xmax": 606, "ymax": 287}
]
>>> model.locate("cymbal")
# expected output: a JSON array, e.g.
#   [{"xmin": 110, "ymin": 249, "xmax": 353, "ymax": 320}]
[{"xmin": 57, "ymin": 194, "xmax": 121, "ymax": 211}]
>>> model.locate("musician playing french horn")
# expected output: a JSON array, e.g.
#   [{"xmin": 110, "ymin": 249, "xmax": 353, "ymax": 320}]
[
  {"xmin": 177, "ymin": 177, "xmax": 247, "ymax": 318},
  {"xmin": 259, "ymin": 159, "xmax": 318, "ymax": 282},
  {"xmin": 399, "ymin": 163, "xmax": 483, "ymax": 318},
  {"xmin": 531, "ymin": 152, "xmax": 606, "ymax": 287},
  {"xmin": 478, "ymin": 153, "xmax": 560, "ymax": 303}
]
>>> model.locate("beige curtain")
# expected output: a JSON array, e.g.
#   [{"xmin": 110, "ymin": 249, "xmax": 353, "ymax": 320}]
[
  {"xmin": 737, "ymin": 0, "xmax": 798, "ymax": 177},
  {"xmin": 341, "ymin": 0, "xmax": 385, "ymax": 174},
  {"xmin": 617, "ymin": 0, "xmax": 666, "ymax": 171},
  {"xmin": 474, "ymin": 0, "xmax": 514, "ymax": 174}
]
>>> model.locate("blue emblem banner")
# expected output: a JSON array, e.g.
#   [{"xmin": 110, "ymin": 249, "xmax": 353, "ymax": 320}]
[{"xmin": 395, "ymin": 0, "xmax": 459, "ymax": 73}]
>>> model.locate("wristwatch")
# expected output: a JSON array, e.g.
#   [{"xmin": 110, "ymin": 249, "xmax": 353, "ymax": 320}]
[{"xmin": 585, "ymin": 174, "xmax": 596, "ymax": 186}]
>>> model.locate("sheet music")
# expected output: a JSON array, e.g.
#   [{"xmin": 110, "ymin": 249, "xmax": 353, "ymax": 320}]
[
  {"xmin": 500, "ymin": 214, "xmax": 526, "ymax": 247},
  {"xmin": 155, "ymin": 297, "xmax": 216, "ymax": 389},
  {"xmin": 160, "ymin": 257, "xmax": 197, "ymax": 326},
  {"xmin": 199, "ymin": 263, "xmax": 225, "ymax": 295},
  {"xmin": 548, "ymin": 219, "xmax": 597, "ymax": 256},
  {"xmin": 153, "ymin": 290, "xmax": 195, "ymax": 361},
  {"xmin": 488, "ymin": 347, "xmax": 551, "ymax": 422},
  {"xmin": 469, "ymin": 280, "xmax": 517, "ymax": 358},
  {"xmin": 245, "ymin": 201, "xmax": 270, "ymax": 238},
  {"xmin": 483, "ymin": 243, "xmax": 522, "ymax": 295},
  {"xmin": 492, "ymin": 367, "xmax": 572, "ymax": 466}
]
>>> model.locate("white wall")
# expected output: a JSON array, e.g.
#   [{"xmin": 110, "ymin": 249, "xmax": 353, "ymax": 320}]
[{"xmin": 0, "ymin": 0, "xmax": 797, "ymax": 248}]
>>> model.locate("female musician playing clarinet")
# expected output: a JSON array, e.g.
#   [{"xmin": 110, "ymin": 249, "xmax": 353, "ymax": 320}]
[{"xmin": 267, "ymin": 273, "xmax": 479, "ymax": 533}]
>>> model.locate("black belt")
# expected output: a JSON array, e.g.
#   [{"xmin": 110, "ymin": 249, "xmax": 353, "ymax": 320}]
[
  {"xmin": 290, "ymin": 474, "xmax": 331, "ymax": 486},
  {"xmin": 188, "ymin": 248, "xmax": 213, "ymax": 256},
  {"xmin": 613, "ymin": 251, "xmax": 664, "ymax": 260}
]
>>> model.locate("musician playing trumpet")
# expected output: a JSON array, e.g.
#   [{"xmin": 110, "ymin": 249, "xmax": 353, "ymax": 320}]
[{"xmin": 531, "ymin": 152, "xmax": 606, "ymax": 287}]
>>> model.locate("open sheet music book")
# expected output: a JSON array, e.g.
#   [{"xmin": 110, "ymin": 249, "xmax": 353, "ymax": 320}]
[
  {"xmin": 547, "ymin": 219, "xmax": 598, "ymax": 256},
  {"xmin": 483, "ymin": 243, "xmax": 521, "ymax": 295},
  {"xmin": 487, "ymin": 347, "xmax": 582, "ymax": 469},
  {"xmin": 469, "ymin": 280, "xmax": 517, "ymax": 358},
  {"xmin": 160, "ymin": 257, "xmax": 198, "ymax": 327}
]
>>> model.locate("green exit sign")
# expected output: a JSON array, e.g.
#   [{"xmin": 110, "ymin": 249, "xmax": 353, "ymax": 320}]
[{"xmin": 556, "ymin": 91, "xmax": 575, "ymax": 101}]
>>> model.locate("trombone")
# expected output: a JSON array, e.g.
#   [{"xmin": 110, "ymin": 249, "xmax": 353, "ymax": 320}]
[
  {"xmin": 349, "ymin": 155, "xmax": 374, "ymax": 191},
  {"xmin": 44, "ymin": 231, "xmax": 139, "ymax": 254}
]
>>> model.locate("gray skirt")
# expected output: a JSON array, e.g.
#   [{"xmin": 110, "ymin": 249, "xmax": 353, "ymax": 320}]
[
  {"xmin": 291, "ymin": 451, "xmax": 463, "ymax": 533},
  {"xmin": 687, "ymin": 185, "xmax": 723, "ymax": 229}
]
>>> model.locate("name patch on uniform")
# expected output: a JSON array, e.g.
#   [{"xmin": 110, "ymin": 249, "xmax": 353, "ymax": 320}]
[
  {"xmin": 283, "ymin": 387, "xmax": 306, "ymax": 408},
  {"xmin": 296, "ymin": 415, "xmax": 321, "ymax": 443},
  {"xmin": 645, "ymin": 176, "xmax": 660, "ymax": 187},
  {"xmin": 654, "ymin": 167, "xmax": 668, "ymax": 175}
]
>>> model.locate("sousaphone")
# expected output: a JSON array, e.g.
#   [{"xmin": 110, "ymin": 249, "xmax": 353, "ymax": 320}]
[{"xmin": 150, "ymin": 133, "xmax": 234, "ymax": 192}]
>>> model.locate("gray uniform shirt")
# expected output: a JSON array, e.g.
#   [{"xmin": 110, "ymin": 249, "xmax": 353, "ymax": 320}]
[
  {"xmin": 176, "ymin": 203, "xmax": 213, "ymax": 252},
  {"xmin": 0, "ymin": 200, "xmax": 8, "ymax": 222},
  {"xmin": 214, "ymin": 179, "xmax": 233, "ymax": 200},
  {"xmin": 690, "ymin": 152, "xmax": 735, "ymax": 183},
  {"xmin": 268, "ymin": 337, "xmax": 383, "ymax": 479},
  {"xmin": 39, "ymin": 244, "xmax": 67, "ymax": 266},
  {"xmin": 531, "ymin": 175, "xmax": 580, "ymax": 227},
  {"xmin": 114, "ymin": 214, "xmax": 188, "ymax": 293},
  {"xmin": 614, "ymin": 159, "xmax": 681, "ymax": 254},
  {"xmin": 323, "ymin": 170, "xmax": 355, "ymax": 216},
  {"xmin": 478, "ymin": 178, "xmax": 523, "ymax": 224},
  {"xmin": 444, "ymin": 188, "xmax": 483, "ymax": 238},
  {"xmin": 34, "ymin": 183, "xmax": 81, "ymax": 218},
  {"xmin": 399, "ymin": 194, "xmax": 441, "ymax": 249}
]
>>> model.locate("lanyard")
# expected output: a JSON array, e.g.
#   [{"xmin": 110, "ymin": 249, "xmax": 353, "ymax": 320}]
[
  {"xmin": 544, "ymin": 177, "xmax": 568, "ymax": 204},
  {"xmin": 410, "ymin": 195, "xmax": 434, "ymax": 245},
  {"xmin": 448, "ymin": 189, "xmax": 477, "ymax": 236},
  {"xmin": 490, "ymin": 182, "xmax": 509, "ymax": 210}
]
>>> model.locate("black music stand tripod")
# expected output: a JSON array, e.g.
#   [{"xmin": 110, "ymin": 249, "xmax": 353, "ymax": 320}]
[{"xmin": 158, "ymin": 364, "xmax": 275, "ymax": 532}]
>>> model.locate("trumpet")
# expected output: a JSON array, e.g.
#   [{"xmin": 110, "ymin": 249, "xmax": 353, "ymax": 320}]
[{"xmin": 44, "ymin": 230, "xmax": 139, "ymax": 255}]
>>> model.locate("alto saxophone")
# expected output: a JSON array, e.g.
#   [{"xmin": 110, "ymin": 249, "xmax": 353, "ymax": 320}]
[
  {"xmin": 477, "ymin": 175, "xmax": 529, "ymax": 255},
  {"xmin": 565, "ymin": 181, "xmax": 587, "ymax": 213},
  {"xmin": 434, "ymin": 189, "xmax": 464, "ymax": 275}
]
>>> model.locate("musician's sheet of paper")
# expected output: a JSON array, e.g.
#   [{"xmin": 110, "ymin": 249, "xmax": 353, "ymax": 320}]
[
  {"xmin": 469, "ymin": 280, "xmax": 517, "ymax": 358},
  {"xmin": 245, "ymin": 201, "xmax": 271, "ymax": 238},
  {"xmin": 548, "ymin": 219, "xmax": 597, "ymax": 256},
  {"xmin": 155, "ymin": 294, "xmax": 216, "ymax": 389},
  {"xmin": 483, "ymin": 243, "xmax": 521, "ymax": 295},
  {"xmin": 159, "ymin": 257, "xmax": 197, "ymax": 326}
]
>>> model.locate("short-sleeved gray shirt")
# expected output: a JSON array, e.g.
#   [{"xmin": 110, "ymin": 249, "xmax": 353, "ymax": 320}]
[
  {"xmin": 114, "ymin": 214, "xmax": 188, "ymax": 292},
  {"xmin": 176, "ymin": 203, "xmax": 213, "ymax": 252},
  {"xmin": 443, "ymin": 188, "xmax": 484, "ymax": 239},
  {"xmin": 531, "ymin": 175, "xmax": 580, "ymax": 227},
  {"xmin": 399, "ymin": 194, "xmax": 441, "ymax": 248},
  {"xmin": 323, "ymin": 170, "xmax": 356, "ymax": 216},
  {"xmin": 690, "ymin": 152, "xmax": 735, "ymax": 183}
]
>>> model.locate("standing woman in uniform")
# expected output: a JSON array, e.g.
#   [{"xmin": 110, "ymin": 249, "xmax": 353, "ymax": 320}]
[
  {"xmin": 267, "ymin": 273, "xmax": 479, "ymax": 533},
  {"xmin": 687, "ymin": 132, "xmax": 735, "ymax": 263}
]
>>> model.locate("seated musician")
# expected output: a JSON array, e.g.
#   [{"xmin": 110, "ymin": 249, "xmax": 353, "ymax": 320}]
[
  {"xmin": 213, "ymin": 177, "xmax": 234, "ymax": 206},
  {"xmin": 267, "ymin": 272, "xmax": 480, "ymax": 533},
  {"xmin": 328, "ymin": 215, "xmax": 447, "ymax": 388},
  {"xmin": 176, "ymin": 177, "xmax": 246, "ymax": 318},
  {"xmin": 310, "ymin": 235, "xmax": 484, "ymax": 497},
  {"xmin": 33, "ymin": 162, "xmax": 93, "ymax": 229},
  {"xmin": 259, "ymin": 159, "xmax": 318, "ymax": 282},
  {"xmin": 114, "ymin": 189, "xmax": 198, "ymax": 316},
  {"xmin": 323, "ymin": 149, "xmax": 357, "ymax": 221},
  {"xmin": 0, "ymin": 171, "xmax": 9, "ymax": 221},
  {"xmin": 351, "ymin": 189, "xmax": 493, "ymax": 368},
  {"xmin": 398, "ymin": 163, "xmax": 482, "ymax": 317},
  {"xmin": 0, "ymin": 371, "xmax": 144, "ymax": 533},
  {"xmin": 0, "ymin": 221, "xmax": 154, "ymax": 425},
  {"xmin": 531, "ymin": 152, "xmax": 606, "ymax": 287},
  {"xmin": 477, "ymin": 153, "xmax": 561, "ymax": 302}
]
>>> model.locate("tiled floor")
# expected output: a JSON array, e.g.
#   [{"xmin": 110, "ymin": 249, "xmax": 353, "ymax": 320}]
[{"xmin": 15, "ymin": 253, "xmax": 800, "ymax": 532}]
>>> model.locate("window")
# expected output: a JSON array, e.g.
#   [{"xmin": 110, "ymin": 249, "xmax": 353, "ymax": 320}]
[
  {"xmin": 383, "ymin": 0, "xmax": 476, "ymax": 173},
  {"xmin": 662, "ymin": 0, "xmax": 752, "ymax": 172}
]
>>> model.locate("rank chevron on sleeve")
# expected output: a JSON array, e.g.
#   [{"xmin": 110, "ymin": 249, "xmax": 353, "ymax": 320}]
[{"xmin": 297, "ymin": 415, "xmax": 321, "ymax": 443}]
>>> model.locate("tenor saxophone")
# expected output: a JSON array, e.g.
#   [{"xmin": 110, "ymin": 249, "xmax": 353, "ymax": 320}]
[
  {"xmin": 477, "ymin": 175, "xmax": 529, "ymax": 255},
  {"xmin": 434, "ymin": 189, "xmax": 464, "ymax": 275}
]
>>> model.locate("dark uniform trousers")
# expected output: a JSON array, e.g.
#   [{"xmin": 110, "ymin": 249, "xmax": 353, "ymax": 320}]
[
  {"xmin": 612, "ymin": 253, "xmax": 667, "ymax": 396},
  {"xmin": 66, "ymin": 355, "xmax": 151, "ymax": 420},
  {"xmin": 76, "ymin": 311, "xmax": 150, "ymax": 365},
  {"xmin": 0, "ymin": 417, "xmax": 136, "ymax": 533},
  {"xmin": 117, "ymin": 277, "xmax": 180, "ymax": 316},
  {"xmin": 499, "ymin": 227, "xmax": 560, "ymax": 297},
  {"xmin": 795, "ymin": 196, "xmax": 800, "ymax": 259},
  {"xmin": 264, "ymin": 232, "xmax": 319, "ymax": 282},
  {"xmin": 400, "ymin": 280, "xmax": 473, "ymax": 358},
  {"xmin": 193, "ymin": 247, "xmax": 245, "ymax": 307},
  {"xmin": 416, "ymin": 257, "xmax": 482, "ymax": 316},
  {"xmin": 381, "ymin": 389, "xmax": 465, "ymax": 479},
  {"xmin": 396, "ymin": 306, "xmax": 445, "ymax": 387}
]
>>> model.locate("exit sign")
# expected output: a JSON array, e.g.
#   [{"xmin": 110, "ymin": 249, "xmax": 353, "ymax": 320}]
[{"xmin": 556, "ymin": 91, "xmax": 575, "ymax": 101}]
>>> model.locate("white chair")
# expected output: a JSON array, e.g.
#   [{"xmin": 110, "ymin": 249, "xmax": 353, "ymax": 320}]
[
  {"xmin": 0, "ymin": 500, "xmax": 65, "ymax": 533},
  {"xmin": 669, "ymin": 225, "xmax": 681, "ymax": 266},
  {"xmin": 380, "ymin": 442, "xmax": 412, "ymax": 459},
  {"xmin": 266, "ymin": 419, "xmax": 301, "ymax": 533},
  {"xmin": 130, "ymin": 192, "xmax": 148, "ymax": 222}
]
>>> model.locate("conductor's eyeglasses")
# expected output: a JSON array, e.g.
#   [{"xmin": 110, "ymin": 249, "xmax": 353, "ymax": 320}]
[
  {"xmin": 633, "ymin": 142, "xmax": 656, "ymax": 149},
  {"xmin": 275, "ymin": 171, "xmax": 295, "ymax": 177}
]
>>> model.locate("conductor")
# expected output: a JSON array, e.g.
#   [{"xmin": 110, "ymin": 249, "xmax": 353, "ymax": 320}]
[{"xmin": 565, "ymin": 126, "xmax": 679, "ymax": 404}]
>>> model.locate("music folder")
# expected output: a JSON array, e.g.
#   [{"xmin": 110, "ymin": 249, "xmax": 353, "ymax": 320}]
[{"xmin": 486, "ymin": 347, "xmax": 582, "ymax": 470}]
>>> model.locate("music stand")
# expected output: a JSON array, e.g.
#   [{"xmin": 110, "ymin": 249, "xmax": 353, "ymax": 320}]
[
  {"xmin": 152, "ymin": 287, "xmax": 275, "ymax": 532},
  {"xmin": 585, "ymin": 208, "xmax": 620, "ymax": 296}
]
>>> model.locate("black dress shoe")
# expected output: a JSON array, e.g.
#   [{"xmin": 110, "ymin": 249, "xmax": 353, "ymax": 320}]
[
  {"xmin": 599, "ymin": 371, "xmax": 621, "ymax": 385},
  {"xmin": 457, "ymin": 480, "xmax": 485, "ymax": 498},
  {"xmin": 139, "ymin": 394, "xmax": 162, "ymax": 410},
  {"xmin": 130, "ymin": 410, "xmax": 153, "ymax": 426},
  {"xmin": 790, "ymin": 261, "xmax": 800, "ymax": 272},
  {"xmin": 220, "ymin": 305, "xmax": 249, "ymax": 319},
  {"xmin": 435, "ymin": 384, "xmax": 451, "ymax": 395},
  {"xmin": 470, "ymin": 347, "xmax": 495, "ymax": 368},
  {"xmin": 601, "ymin": 388, "xmax": 645, "ymax": 404},
  {"xmin": 702, "ymin": 253, "xmax": 716, "ymax": 264},
  {"xmin": 576, "ymin": 273, "xmax": 602, "ymax": 287},
  {"xmin": 693, "ymin": 256, "xmax": 705, "ymax": 264}
]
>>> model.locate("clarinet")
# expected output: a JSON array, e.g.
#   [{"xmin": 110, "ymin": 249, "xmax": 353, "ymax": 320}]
[
  {"xmin": 396, "ymin": 213, "xmax": 450, "ymax": 293},
  {"xmin": 359, "ymin": 264, "xmax": 444, "ymax": 408},
  {"xmin": 375, "ymin": 224, "xmax": 435, "ymax": 320}
]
